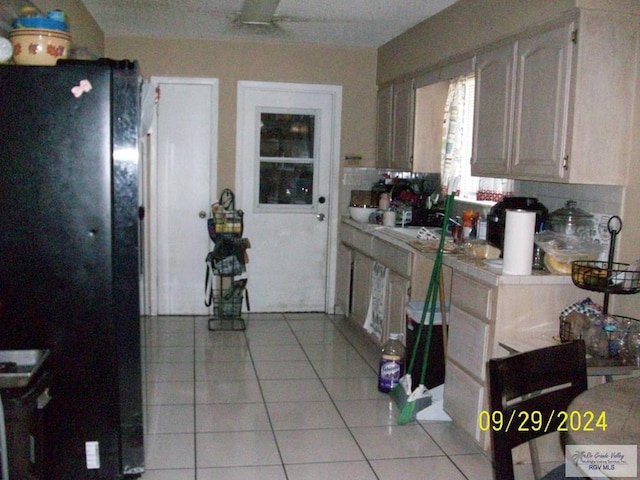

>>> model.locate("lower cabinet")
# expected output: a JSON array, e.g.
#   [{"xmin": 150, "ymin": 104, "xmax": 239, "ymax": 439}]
[
  {"xmin": 337, "ymin": 223, "xmax": 413, "ymax": 344},
  {"xmin": 336, "ymin": 221, "xmax": 452, "ymax": 345},
  {"xmin": 442, "ymin": 361, "xmax": 486, "ymax": 445},
  {"xmin": 352, "ymin": 250, "xmax": 373, "ymax": 329},
  {"xmin": 443, "ymin": 270, "xmax": 587, "ymax": 450},
  {"xmin": 334, "ymin": 242, "xmax": 351, "ymax": 316},
  {"xmin": 444, "ymin": 273, "xmax": 494, "ymax": 449},
  {"xmin": 386, "ymin": 271, "xmax": 410, "ymax": 338}
]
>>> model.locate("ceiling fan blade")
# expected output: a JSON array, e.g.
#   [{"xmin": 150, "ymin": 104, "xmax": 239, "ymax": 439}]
[{"xmin": 241, "ymin": 0, "xmax": 281, "ymax": 24}]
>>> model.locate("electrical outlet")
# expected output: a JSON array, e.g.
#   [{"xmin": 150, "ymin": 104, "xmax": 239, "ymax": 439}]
[{"xmin": 85, "ymin": 441, "xmax": 100, "ymax": 469}]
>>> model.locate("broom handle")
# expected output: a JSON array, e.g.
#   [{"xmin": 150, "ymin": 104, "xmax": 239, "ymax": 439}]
[
  {"xmin": 407, "ymin": 194, "xmax": 454, "ymax": 379},
  {"xmin": 406, "ymin": 260, "xmax": 438, "ymax": 374},
  {"xmin": 418, "ymin": 250, "xmax": 444, "ymax": 386},
  {"xmin": 439, "ymin": 272, "xmax": 448, "ymax": 358}
]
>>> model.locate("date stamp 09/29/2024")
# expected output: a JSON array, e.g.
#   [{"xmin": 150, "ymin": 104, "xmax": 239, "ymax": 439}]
[{"xmin": 478, "ymin": 410, "xmax": 639, "ymax": 478}]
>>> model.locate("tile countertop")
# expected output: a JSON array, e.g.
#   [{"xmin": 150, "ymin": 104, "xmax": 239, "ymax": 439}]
[{"xmin": 341, "ymin": 216, "xmax": 575, "ymax": 288}]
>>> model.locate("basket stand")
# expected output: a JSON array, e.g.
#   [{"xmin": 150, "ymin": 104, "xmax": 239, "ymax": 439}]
[
  {"xmin": 205, "ymin": 189, "xmax": 250, "ymax": 331},
  {"xmin": 569, "ymin": 216, "xmax": 640, "ymax": 374}
]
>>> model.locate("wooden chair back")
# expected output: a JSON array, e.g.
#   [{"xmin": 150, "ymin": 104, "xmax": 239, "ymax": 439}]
[{"xmin": 488, "ymin": 340, "xmax": 587, "ymax": 479}]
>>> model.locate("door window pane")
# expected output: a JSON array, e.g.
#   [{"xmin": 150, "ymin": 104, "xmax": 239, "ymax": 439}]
[
  {"xmin": 260, "ymin": 113, "xmax": 314, "ymax": 158},
  {"xmin": 257, "ymin": 112, "xmax": 317, "ymax": 209},
  {"xmin": 259, "ymin": 161, "xmax": 313, "ymax": 205}
]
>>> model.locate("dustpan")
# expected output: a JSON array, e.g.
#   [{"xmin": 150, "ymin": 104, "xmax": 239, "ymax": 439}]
[{"xmin": 392, "ymin": 193, "xmax": 454, "ymax": 425}]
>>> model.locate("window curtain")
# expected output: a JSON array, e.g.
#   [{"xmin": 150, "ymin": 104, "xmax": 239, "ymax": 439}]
[
  {"xmin": 439, "ymin": 75, "xmax": 515, "ymax": 201},
  {"xmin": 440, "ymin": 77, "xmax": 467, "ymax": 195}
]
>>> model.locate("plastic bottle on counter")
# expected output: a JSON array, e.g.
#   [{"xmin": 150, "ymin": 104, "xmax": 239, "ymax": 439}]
[
  {"xmin": 382, "ymin": 209, "xmax": 396, "ymax": 227},
  {"xmin": 477, "ymin": 213, "xmax": 487, "ymax": 240},
  {"xmin": 378, "ymin": 192, "xmax": 390, "ymax": 210},
  {"xmin": 377, "ymin": 333, "xmax": 405, "ymax": 393},
  {"xmin": 462, "ymin": 211, "xmax": 479, "ymax": 240}
]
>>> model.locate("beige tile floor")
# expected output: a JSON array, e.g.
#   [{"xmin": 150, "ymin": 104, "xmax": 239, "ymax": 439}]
[{"xmin": 140, "ymin": 313, "xmax": 548, "ymax": 479}]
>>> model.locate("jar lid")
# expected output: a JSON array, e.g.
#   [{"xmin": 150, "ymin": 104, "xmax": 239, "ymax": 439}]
[
  {"xmin": 12, "ymin": 13, "xmax": 69, "ymax": 32},
  {"xmin": 549, "ymin": 200, "xmax": 593, "ymax": 225}
]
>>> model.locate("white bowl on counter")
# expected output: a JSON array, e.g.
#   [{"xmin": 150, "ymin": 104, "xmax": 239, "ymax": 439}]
[{"xmin": 349, "ymin": 205, "xmax": 377, "ymax": 223}]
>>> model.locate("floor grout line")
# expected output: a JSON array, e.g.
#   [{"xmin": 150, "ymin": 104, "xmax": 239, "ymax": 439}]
[{"xmin": 141, "ymin": 314, "xmax": 495, "ymax": 480}]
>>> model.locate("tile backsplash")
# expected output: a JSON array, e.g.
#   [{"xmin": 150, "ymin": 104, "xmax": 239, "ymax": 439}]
[
  {"xmin": 515, "ymin": 180, "xmax": 624, "ymax": 217},
  {"xmin": 341, "ymin": 168, "xmax": 624, "ymax": 262},
  {"xmin": 341, "ymin": 167, "xmax": 624, "ymax": 219}
]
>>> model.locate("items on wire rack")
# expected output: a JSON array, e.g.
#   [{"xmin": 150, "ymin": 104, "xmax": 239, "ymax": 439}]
[
  {"xmin": 204, "ymin": 189, "xmax": 250, "ymax": 331},
  {"xmin": 564, "ymin": 216, "xmax": 640, "ymax": 365},
  {"xmin": 570, "ymin": 216, "xmax": 639, "ymax": 313}
]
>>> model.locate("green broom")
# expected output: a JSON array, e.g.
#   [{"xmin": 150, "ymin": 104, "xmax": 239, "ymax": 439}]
[{"xmin": 392, "ymin": 193, "xmax": 454, "ymax": 425}]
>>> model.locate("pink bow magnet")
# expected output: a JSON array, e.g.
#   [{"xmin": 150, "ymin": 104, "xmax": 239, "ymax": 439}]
[{"xmin": 71, "ymin": 79, "xmax": 93, "ymax": 98}]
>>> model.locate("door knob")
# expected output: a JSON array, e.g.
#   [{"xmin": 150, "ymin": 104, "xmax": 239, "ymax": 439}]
[
  {"xmin": 317, "ymin": 213, "xmax": 325, "ymax": 221},
  {"xmin": 199, "ymin": 211, "xmax": 207, "ymax": 218}
]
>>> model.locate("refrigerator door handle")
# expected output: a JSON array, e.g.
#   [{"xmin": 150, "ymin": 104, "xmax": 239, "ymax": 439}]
[{"xmin": 37, "ymin": 388, "xmax": 52, "ymax": 409}]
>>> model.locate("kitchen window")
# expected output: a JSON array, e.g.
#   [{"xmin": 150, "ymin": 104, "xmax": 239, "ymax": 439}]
[{"xmin": 417, "ymin": 73, "xmax": 512, "ymax": 202}]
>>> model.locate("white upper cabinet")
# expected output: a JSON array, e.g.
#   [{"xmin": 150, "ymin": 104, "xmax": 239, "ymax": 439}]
[
  {"xmin": 390, "ymin": 78, "xmax": 415, "ymax": 170},
  {"xmin": 511, "ymin": 22, "xmax": 573, "ymax": 180},
  {"xmin": 471, "ymin": 42, "xmax": 515, "ymax": 177},
  {"xmin": 472, "ymin": 10, "xmax": 639, "ymax": 184},
  {"xmin": 375, "ymin": 84, "xmax": 393, "ymax": 168},
  {"xmin": 375, "ymin": 79, "xmax": 415, "ymax": 170}
]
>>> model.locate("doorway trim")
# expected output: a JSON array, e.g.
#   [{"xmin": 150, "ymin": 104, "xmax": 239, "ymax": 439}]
[{"xmin": 235, "ymin": 81, "xmax": 342, "ymax": 313}]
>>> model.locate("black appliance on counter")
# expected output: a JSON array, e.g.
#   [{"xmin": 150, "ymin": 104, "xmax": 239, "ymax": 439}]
[
  {"xmin": 486, "ymin": 197, "xmax": 549, "ymax": 250},
  {"xmin": 0, "ymin": 60, "xmax": 144, "ymax": 478}
]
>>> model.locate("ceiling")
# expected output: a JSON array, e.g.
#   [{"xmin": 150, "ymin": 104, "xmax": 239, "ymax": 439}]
[{"xmin": 80, "ymin": 0, "xmax": 459, "ymax": 48}]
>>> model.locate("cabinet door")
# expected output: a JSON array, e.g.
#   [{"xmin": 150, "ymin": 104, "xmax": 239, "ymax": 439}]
[
  {"xmin": 335, "ymin": 243, "xmax": 352, "ymax": 316},
  {"xmin": 376, "ymin": 85, "xmax": 393, "ymax": 168},
  {"xmin": 567, "ymin": 11, "xmax": 636, "ymax": 184},
  {"xmin": 511, "ymin": 22, "xmax": 573, "ymax": 180},
  {"xmin": 471, "ymin": 43, "xmax": 515, "ymax": 177},
  {"xmin": 386, "ymin": 271, "xmax": 409, "ymax": 340},
  {"xmin": 390, "ymin": 79, "xmax": 415, "ymax": 170},
  {"xmin": 351, "ymin": 251, "xmax": 373, "ymax": 327}
]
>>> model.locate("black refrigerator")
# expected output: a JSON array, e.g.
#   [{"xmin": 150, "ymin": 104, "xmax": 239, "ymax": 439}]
[{"xmin": 0, "ymin": 60, "xmax": 144, "ymax": 478}]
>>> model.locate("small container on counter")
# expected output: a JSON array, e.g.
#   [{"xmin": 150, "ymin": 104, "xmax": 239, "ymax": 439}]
[
  {"xmin": 477, "ymin": 214, "xmax": 487, "ymax": 240},
  {"xmin": 382, "ymin": 210, "xmax": 396, "ymax": 227},
  {"xmin": 378, "ymin": 193, "xmax": 390, "ymax": 210},
  {"xmin": 462, "ymin": 210, "xmax": 479, "ymax": 240}
]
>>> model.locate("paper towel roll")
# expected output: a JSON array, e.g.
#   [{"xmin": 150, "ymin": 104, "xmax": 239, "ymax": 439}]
[{"xmin": 502, "ymin": 209, "xmax": 536, "ymax": 275}]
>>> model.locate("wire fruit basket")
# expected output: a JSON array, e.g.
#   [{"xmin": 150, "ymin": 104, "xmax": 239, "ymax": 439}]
[
  {"xmin": 208, "ymin": 188, "xmax": 243, "ymax": 241},
  {"xmin": 212, "ymin": 289, "xmax": 245, "ymax": 319},
  {"xmin": 572, "ymin": 261, "xmax": 640, "ymax": 294},
  {"xmin": 208, "ymin": 278, "xmax": 249, "ymax": 331},
  {"xmin": 208, "ymin": 210, "xmax": 243, "ymax": 240},
  {"xmin": 570, "ymin": 215, "xmax": 639, "ymax": 314}
]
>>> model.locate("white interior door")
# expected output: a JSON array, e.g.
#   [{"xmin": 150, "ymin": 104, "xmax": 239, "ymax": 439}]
[
  {"xmin": 236, "ymin": 81, "xmax": 341, "ymax": 312},
  {"xmin": 151, "ymin": 77, "xmax": 218, "ymax": 315}
]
